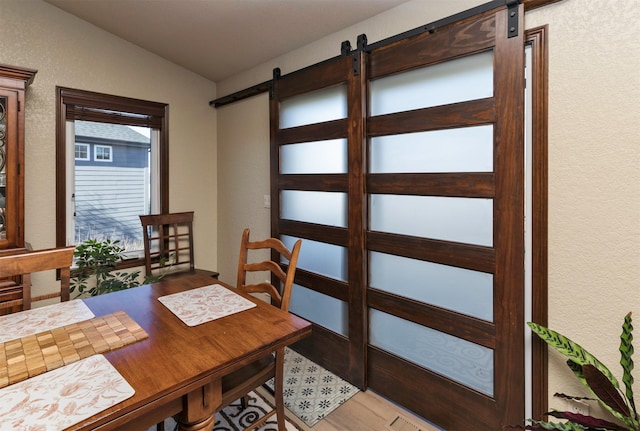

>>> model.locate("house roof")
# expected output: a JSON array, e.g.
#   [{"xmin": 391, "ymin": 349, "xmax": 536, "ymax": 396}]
[{"xmin": 75, "ymin": 121, "xmax": 150, "ymax": 144}]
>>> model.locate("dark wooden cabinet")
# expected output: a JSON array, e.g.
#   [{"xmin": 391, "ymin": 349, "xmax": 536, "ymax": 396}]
[
  {"xmin": 0, "ymin": 64, "xmax": 37, "ymax": 315},
  {"xmin": 0, "ymin": 64, "xmax": 37, "ymax": 251}
]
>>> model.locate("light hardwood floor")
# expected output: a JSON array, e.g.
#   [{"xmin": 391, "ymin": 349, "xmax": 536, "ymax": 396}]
[{"xmin": 256, "ymin": 387, "xmax": 442, "ymax": 431}]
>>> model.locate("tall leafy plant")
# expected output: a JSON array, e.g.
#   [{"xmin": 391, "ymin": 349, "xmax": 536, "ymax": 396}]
[
  {"xmin": 507, "ymin": 312, "xmax": 637, "ymax": 430},
  {"xmin": 70, "ymin": 238, "xmax": 157, "ymax": 297}
]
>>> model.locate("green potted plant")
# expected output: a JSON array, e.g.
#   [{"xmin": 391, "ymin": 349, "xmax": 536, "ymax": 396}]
[
  {"xmin": 70, "ymin": 238, "xmax": 157, "ymax": 297},
  {"xmin": 507, "ymin": 312, "xmax": 637, "ymax": 430}
]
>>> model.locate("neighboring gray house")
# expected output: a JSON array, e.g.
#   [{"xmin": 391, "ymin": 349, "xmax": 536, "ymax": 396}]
[{"xmin": 73, "ymin": 120, "xmax": 151, "ymax": 250}]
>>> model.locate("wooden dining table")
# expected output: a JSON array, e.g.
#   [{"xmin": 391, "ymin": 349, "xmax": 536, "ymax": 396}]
[{"xmin": 16, "ymin": 272, "xmax": 311, "ymax": 431}]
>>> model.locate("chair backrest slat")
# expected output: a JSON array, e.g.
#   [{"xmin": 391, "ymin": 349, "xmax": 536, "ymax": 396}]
[
  {"xmin": 139, "ymin": 211, "xmax": 196, "ymax": 277},
  {"xmin": 236, "ymin": 228, "xmax": 302, "ymax": 311}
]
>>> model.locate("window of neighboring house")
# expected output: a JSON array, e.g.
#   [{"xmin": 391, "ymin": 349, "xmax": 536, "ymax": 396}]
[
  {"xmin": 56, "ymin": 87, "xmax": 169, "ymax": 264},
  {"xmin": 94, "ymin": 145, "xmax": 112, "ymax": 162},
  {"xmin": 75, "ymin": 143, "xmax": 90, "ymax": 161}
]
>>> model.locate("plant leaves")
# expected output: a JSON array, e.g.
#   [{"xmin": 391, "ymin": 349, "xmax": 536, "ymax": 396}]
[
  {"xmin": 548, "ymin": 410, "xmax": 629, "ymax": 430},
  {"xmin": 555, "ymin": 392, "xmax": 597, "ymax": 402},
  {"xmin": 529, "ymin": 321, "xmax": 635, "ymax": 427},
  {"xmin": 528, "ymin": 322, "xmax": 621, "ymax": 390},
  {"xmin": 527, "ymin": 418, "xmax": 590, "ymax": 430},
  {"xmin": 564, "ymin": 356, "xmax": 633, "ymax": 426},
  {"xmin": 620, "ymin": 312, "xmax": 636, "ymax": 416},
  {"xmin": 583, "ymin": 364, "xmax": 631, "ymax": 417},
  {"xmin": 71, "ymin": 238, "xmax": 146, "ymax": 296},
  {"xmin": 503, "ymin": 425, "xmax": 557, "ymax": 430},
  {"xmin": 567, "ymin": 359, "xmax": 589, "ymax": 388}
]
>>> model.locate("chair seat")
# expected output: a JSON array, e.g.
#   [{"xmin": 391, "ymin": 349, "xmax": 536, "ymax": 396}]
[{"xmin": 221, "ymin": 354, "xmax": 275, "ymax": 407}]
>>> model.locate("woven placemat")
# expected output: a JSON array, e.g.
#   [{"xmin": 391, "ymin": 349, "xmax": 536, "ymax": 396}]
[{"xmin": 0, "ymin": 311, "xmax": 147, "ymax": 388}]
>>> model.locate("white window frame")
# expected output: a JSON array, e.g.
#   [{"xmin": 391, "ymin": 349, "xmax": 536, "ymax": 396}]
[
  {"xmin": 75, "ymin": 143, "xmax": 90, "ymax": 161},
  {"xmin": 94, "ymin": 144, "xmax": 112, "ymax": 162}
]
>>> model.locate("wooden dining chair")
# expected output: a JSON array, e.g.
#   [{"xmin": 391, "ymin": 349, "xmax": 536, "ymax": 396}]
[
  {"xmin": 155, "ymin": 228, "xmax": 301, "ymax": 431},
  {"xmin": 0, "ymin": 246, "xmax": 75, "ymax": 315},
  {"xmin": 139, "ymin": 211, "xmax": 218, "ymax": 280},
  {"xmin": 221, "ymin": 228, "xmax": 302, "ymax": 430}
]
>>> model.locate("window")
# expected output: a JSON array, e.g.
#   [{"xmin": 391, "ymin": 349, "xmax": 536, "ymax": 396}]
[
  {"xmin": 94, "ymin": 145, "xmax": 112, "ymax": 162},
  {"xmin": 74, "ymin": 143, "xmax": 89, "ymax": 160},
  {"xmin": 56, "ymin": 87, "xmax": 169, "ymax": 262},
  {"xmin": 72, "ymin": 121, "xmax": 154, "ymax": 253}
]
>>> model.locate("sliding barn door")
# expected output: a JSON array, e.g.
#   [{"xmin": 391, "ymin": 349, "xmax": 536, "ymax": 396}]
[
  {"xmin": 365, "ymin": 4, "xmax": 525, "ymax": 430},
  {"xmin": 271, "ymin": 3, "xmax": 525, "ymax": 429},
  {"xmin": 270, "ymin": 54, "xmax": 366, "ymax": 387}
]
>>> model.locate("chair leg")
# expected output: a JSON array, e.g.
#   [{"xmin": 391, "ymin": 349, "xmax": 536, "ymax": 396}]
[
  {"xmin": 156, "ymin": 420, "xmax": 165, "ymax": 431},
  {"xmin": 274, "ymin": 347, "xmax": 286, "ymax": 431},
  {"xmin": 241, "ymin": 395, "xmax": 249, "ymax": 409}
]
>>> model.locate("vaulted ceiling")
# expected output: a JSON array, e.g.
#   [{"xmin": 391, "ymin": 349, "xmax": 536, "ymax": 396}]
[{"xmin": 43, "ymin": 0, "xmax": 411, "ymax": 82}]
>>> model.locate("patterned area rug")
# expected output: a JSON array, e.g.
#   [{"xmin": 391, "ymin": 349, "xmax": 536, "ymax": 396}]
[
  {"xmin": 148, "ymin": 391, "xmax": 301, "ymax": 431},
  {"xmin": 266, "ymin": 348, "xmax": 360, "ymax": 427}
]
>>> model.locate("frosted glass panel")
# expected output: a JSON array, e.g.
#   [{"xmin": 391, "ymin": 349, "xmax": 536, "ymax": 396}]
[
  {"xmin": 370, "ymin": 51, "xmax": 494, "ymax": 116},
  {"xmin": 370, "ymin": 195, "xmax": 493, "ymax": 246},
  {"xmin": 281, "ymin": 139, "xmax": 347, "ymax": 174},
  {"xmin": 290, "ymin": 283, "xmax": 348, "ymax": 336},
  {"xmin": 370, "ymin": 252, "xmax": 493, "ymax": 321},
  {"xmin": 280, "ymin": 85, "xmax": 347, "ymax": 129},
  {"xmin": 370, "ymin": 126, "xmax": 493, "ymax": 173},
  {"xmin": 282, "ymin": 235, "xmax": 347, "ymax": 281},
  {"xmin": 370, "ymin": 309, "xmax": 494, "ymax": 396},
  {"xmin": 281, "ymin": 191, "xmax": 347, "ymax": 227}
]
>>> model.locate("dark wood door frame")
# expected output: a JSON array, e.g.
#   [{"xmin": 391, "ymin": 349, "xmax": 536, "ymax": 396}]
[{"xmin": 526, "ymin": 24, "xmax": 549, "ymax": 422}]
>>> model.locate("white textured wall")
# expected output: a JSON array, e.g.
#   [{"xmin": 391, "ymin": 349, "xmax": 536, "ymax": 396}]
[
  {"xmin": 526, "ymin": 0, "xmax": 640, "ymax": 414},
  {"xmin": 216, "ymin": 94, "xmax": 271, "ymax": 285},
  {"xmin": 0, "ymin": 0, "xmax": 219, "ymax": 298},
  {"xmin": 217, "ymin": 0, "xmax": 640, "ymax": 419}
]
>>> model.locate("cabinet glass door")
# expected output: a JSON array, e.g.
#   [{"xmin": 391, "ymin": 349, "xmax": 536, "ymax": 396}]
[
  {"xmin": 0, "ymin": 87, "xmax": 23, "ymax": 249},
  {"xmin": 0, "ymin": 93, "xmax": 10, "ymax": 243}
]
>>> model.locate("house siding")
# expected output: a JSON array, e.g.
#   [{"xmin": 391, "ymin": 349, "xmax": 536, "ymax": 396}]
[{"xmin": 74, "ymin": 165, "xmax": 148, "ymax": 248}]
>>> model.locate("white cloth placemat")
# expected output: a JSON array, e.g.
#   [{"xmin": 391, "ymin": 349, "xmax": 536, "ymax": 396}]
[
  {"xmin": 0, "ymin": 300, "xmax": 95, "ymax": 344},
  {"xmin": 0, "ymin": 354, "xmax": 135, "ymax": 431},
  {"xmin": 158, "ymin": 284, "xmax": 256, "ymax": 326}
]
